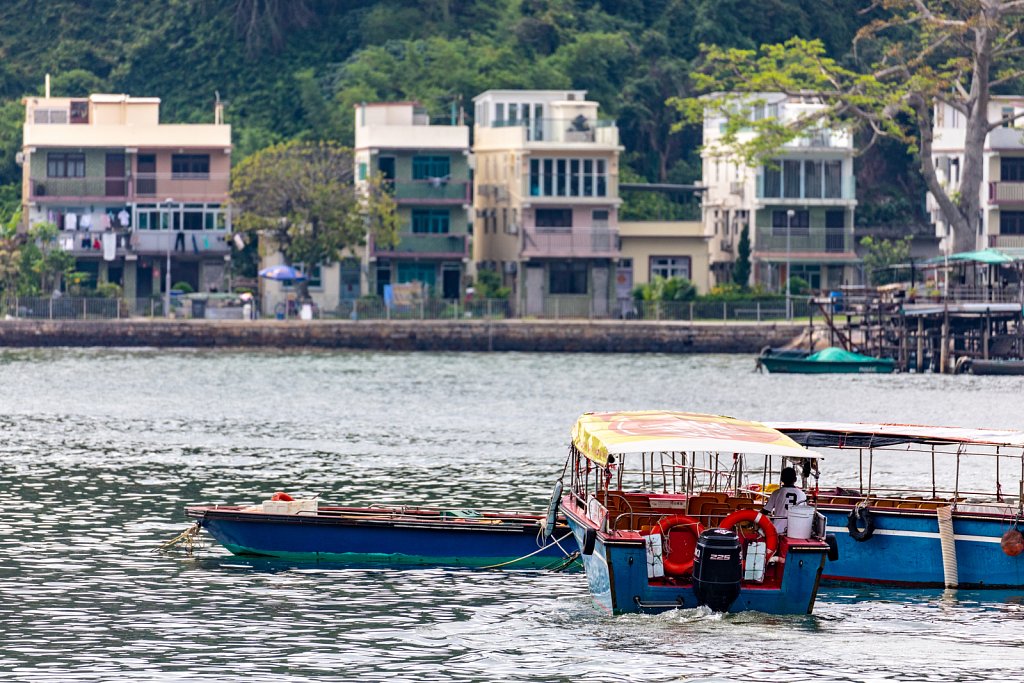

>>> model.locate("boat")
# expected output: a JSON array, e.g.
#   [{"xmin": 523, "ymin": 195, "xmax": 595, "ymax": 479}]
[
  {"xmin": 758, "ymin": 346, "xmax": 896, "ymax": 374},
  {"xmin": 555, "ymin": 411, "xmax": 831, "ymax": 615},
  {"xmin": 769, "ymin": 421, "xmax": 1024, "ymax": 588},
  {"xmin": 186, "ymin": 496, "xmax": 577, "ymax": 569},
  {"xmin": 964, "ymin": 358, "xmax": 1024, "ymax": 375}
]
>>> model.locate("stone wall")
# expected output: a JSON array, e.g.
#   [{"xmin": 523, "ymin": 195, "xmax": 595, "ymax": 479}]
[{"xmin": 0, "ymin": 320, "xmax": 805, "ymax": 353}]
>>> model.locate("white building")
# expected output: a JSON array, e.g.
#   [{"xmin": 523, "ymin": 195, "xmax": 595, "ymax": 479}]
[
  {"xmin": 701, "ymin": 93, "xmax": 859, "ymax": 291},
  {"xmin": 928, "ymin": 96, "xmax": 1024, "ymax": 253}
]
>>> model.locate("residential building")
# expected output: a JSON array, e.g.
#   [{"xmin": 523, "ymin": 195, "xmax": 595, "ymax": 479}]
[
  {"xmin": 21, "ymin": 83, "xmax": 232, "ymax": 300},
  {"xmin": 701, "ymin": 93, "xmax": 858, "ymax": 291},
  {"xmin": 617, "ymin": 218, "xmax": 710, "ymax": 293},
  {"xmin": 929, "ymin": 96, "xmax": 1024, "ymax": 253},
  {"xmin": 355, "ymin": 102, "xmax": 471, "ymax": 301},
  {"xmin": 472, "ymin": 90, "xmax": 622, "ymax": 316}
]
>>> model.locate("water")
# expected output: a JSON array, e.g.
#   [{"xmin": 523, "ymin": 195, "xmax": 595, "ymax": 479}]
[{"xmin": 2, "ymin": 349, "xmax": 1024, "ymax": 681}]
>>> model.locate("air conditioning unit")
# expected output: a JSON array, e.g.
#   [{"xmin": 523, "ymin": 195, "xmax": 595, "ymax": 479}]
[
  {"xmin": 729, "ymin": 181, "xmax": 744, "ymax": 196},
  {"xmin": 495, "ymin": 187, "xmax": 508, "ymax": 201},
  {"xmin": 720, "ymin": 240, "xmax": 733, "ymax": 251}
]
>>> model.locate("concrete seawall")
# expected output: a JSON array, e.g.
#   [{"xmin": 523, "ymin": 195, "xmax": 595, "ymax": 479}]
[{"xmin": 0, "ymin": 319, "xmax": 804, "ymax": 353}]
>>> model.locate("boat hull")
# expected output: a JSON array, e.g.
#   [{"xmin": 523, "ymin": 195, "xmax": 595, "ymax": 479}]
[
  {"xmin": 968, "ymin": 360, "xmax": 1024, "ymax": 375},
  {"xmin": 760, "ymin": 357, "xmax": 896, "ymax": 374},
  {"xmin": 820, "ymin": 506, "xmax": 1024, "ymax": 587},
  {"xmin": 563, "ymin": 509, "xmax": 826, "ymax": 615},
  {"xmin": 187, "ymin": 506, "xmax": 574, "ymax": 569}
]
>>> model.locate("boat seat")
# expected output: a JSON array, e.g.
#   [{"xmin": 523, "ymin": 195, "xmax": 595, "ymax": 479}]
[
  {"xmin": 702, "ymin": 504, "xmax": 733, "ymax": 526},
  {"xmin": 873, "ymin": 499, "xmax": 899, "ymax": 508},
  {"xmin": 727, "ymin": 497, "xmax": 760, "ymax": 511},
  {"xmin": 702, "ymin": 492, "xmax": 729, "ymax": 504}
]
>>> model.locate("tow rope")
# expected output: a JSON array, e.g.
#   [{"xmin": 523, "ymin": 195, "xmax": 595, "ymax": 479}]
[{"xmin": 155, "ymin": 522, "xmax": 203, "ymax": 554}]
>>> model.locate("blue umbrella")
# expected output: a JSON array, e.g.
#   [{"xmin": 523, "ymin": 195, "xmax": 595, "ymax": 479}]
[{"xmin": 259, "ymin": 265, "xmax": 307, "ymax": 281}]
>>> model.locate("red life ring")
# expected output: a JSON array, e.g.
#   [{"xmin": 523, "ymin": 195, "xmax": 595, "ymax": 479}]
[
  {"xmin": 270, "ymin": 491, "xmax": 294, "ymax": 502},
  {"xmin": 647, "ymin": 514, "xmax": 705, "ymax": 577},
  {"xmin": 719, "ymin": 509, "xmax": 779, "ymax": 560}
]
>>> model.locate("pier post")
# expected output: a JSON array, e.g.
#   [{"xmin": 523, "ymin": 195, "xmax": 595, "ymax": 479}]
[
  {"xmin": 940, "ymin": 307, "xmax": 950, "ymax": 374},
  {"xmin": 916, "ymin": 317, "xmax": 924, "ymax": 373},
  {"xmin": 983, "ymin": 308, "xmax": 991, "ymax": 360}
]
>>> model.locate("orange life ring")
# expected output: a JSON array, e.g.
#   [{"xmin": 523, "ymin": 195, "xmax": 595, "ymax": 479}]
[
  {"xmin": 270, "ymin": 491, "xmax": 294, "ymax": 502},
  {"xmin": 719, "ymin": 509, "xmax": 779, "ymax": 560},
  {"xmin": 648, "ymin": 514, "xmax": 705, "ymax": 577}
]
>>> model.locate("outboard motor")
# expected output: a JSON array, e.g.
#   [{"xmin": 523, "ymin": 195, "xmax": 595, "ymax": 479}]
[{"xmin": 692, "ymin": 528, "xmax": 743, "ymax": 612}]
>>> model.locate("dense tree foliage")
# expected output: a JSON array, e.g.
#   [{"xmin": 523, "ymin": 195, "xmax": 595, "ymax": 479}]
[{"xmin": 0, "ymin": 0, "xmax": 887, "ymax": 224}]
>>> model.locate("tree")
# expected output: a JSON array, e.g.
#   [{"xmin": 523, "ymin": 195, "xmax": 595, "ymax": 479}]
[
  {"xmin": 18, "ymin": 222, "xmax": 75, "ymax": 295},
  {"xmin": 676, "ymin": 0, "xmax": 1024, "ymax": 254},
  {"xmin": 733, "ymin": 224, "xmax": 752, "ymax": 289},
  {"xmin": 861, "ymin": 236, "xmax": 912, "ymax": 286},
  {"xmin": 231, "ymin": 140, "xmax": 399, "ymax": 298}
]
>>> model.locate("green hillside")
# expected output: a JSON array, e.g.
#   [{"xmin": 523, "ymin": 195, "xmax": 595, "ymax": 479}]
[{"xmin": 0, "ymin": 0, "xmax": 882, "ymax": 222}]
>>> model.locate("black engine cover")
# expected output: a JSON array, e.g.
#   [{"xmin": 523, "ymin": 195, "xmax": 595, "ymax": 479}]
[{"xmin": 692, "ymin": 528, "xmax": 743, "ymax": 612}]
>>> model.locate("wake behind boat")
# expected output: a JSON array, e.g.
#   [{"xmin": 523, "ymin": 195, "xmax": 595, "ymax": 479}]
[{"xmin": 186, "ymin": 496, "xmax": 577, "ymax": 570}]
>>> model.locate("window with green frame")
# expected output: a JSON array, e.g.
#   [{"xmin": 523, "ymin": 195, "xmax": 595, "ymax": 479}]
[
  {"xmin": 412, "ymin": 156, "xmax": 451, "ymax": 180},
  {"xmin": 411, "ymin": 209, "xmax": 450, "ymax": 233}
]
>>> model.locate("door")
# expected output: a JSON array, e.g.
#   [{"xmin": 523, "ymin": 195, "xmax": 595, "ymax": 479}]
[
  {"xmin": 442, "ymin": 265, "xmax": 461, "ymax": 300},
  {"xmin": 825, "ymin": 210, "xmax": 845, "ymax": 253},
  {"xmin": 592, "ymin": 266, "xmax": 609, "ymax": 317},
  {"xmin": 525, "ymin": 265, "xmax": 544, "ymax": 315},
  {"xmin": 136, "ymin": 154, "xmax": 156, "ymax": 196},
  {"xmin": 105, "ymin": 154, "xmax": 126, "ymax": 197},
  {"xmin": 377, "ymin": 157, "xmax": 396, "ymax": 184},
  {"xmin": 339, "ymin": 258, "xmax": 360, "ymax": 302}
]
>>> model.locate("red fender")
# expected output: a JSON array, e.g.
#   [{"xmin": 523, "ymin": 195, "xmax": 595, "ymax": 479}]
[
  {"xmin": 270, "ymin": 491, "xmax": 294, "ymax": 502},
  {"xmin": 719, "ymin": 509, "xmax": 779, "ymax": 560},
  {"xmin": 646, "ymin": 514, "xmax": 705, "ymax": 577}
]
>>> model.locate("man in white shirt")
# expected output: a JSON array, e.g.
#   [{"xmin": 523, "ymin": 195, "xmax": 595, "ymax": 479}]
[{"xmin": 763, "ymin": 466, "xmax": 807, "ymax": 532}]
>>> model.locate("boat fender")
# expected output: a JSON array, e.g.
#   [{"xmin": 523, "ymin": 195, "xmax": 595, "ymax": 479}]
[
  {"xmin": 270, "ymin": 491, "xmax": 294, "ymax": 502},
  {"xmin": 847, "ymin": 505, "xmax": 876, "ymax": 542},
  {"xmin": 648, "ymin": 515, "xmax": 705, "ymax": 576},
  {"xmin": 718, "ymin": 509, "xmax": 779, "ymax": 561},
  {"xmin": 581, "ymin": 528, "xmax": 597, "ymax": 556},
  {"xmin": 1001, "ymin": 528, "xmax": 1024, "ymax": 557},
  {"xmin": 543, "ymin": 481, "xmax": 563, "ymax": 540},
  {"xmin": 825, "ymin": 533, "xmax": 840, "ymax": 561}
]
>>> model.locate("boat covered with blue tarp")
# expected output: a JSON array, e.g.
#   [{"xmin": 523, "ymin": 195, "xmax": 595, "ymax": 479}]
[{"xmin": 759, "ymin": 346, "xmax": 896, "ymax": 374}]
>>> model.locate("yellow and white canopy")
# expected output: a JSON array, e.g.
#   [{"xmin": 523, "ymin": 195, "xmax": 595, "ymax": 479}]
[{"xmin": 572, "ymin": 411, "xmax": 816, "ymax": 466}]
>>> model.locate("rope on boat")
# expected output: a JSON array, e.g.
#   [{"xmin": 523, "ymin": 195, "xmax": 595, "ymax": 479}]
[
  {"xmin": 936, "ymin": 505, "xmax": 959, "ymax": 588},
  {"xmin": 545, "ymin": 551, "xmax": 581, "ymax": 572},
  {"xmin": 480, "ymin": 533, "xmax": 575, "ymax": 570},
  {"xmin": 155, "ymin": 522, "xmax": 203, "ymax": 555}
]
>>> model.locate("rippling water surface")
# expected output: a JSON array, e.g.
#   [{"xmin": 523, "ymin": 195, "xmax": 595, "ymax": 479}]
[{"xmin": 2, "ymin": 349, "xmax": 1024, "ymax": 681}]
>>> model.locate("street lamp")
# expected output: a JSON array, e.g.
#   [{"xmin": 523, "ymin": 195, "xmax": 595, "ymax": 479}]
[
  {"xmin": 786, "ymin": 208, "xmax": 795, "ymax": 320},
  {"xmin": 163, "ymin": 198, "xmax": 175, "ymax": 317}
]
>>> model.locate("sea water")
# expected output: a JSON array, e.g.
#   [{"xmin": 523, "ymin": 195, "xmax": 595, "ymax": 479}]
[{"xmin": 1, "ymin": 348, "xmax": 1023, "ymax": 682}]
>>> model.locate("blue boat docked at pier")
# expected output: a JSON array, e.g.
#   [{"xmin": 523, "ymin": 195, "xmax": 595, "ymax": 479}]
[
  {"xmin": 556, "ymin": 411, "xmax": 831, "ymax": 615},
  {"xmin": 770, "ymin": 422, "xmax": 1024, "ymax": 588}
]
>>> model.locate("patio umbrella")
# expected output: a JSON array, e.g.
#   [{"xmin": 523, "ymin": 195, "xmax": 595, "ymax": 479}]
[{"xmin": 258, "ymin": 265, "xmax": 307, "ymax": 281}]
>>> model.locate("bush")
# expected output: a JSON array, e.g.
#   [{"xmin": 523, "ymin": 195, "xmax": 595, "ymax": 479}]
[
  {"xmin": 632, "ymin": 276, "xmax": 696, "ymax": 302},
  {"xmin": 474, "ymin": 269, "xmax": 511, "ymax": 299},
  {"xmin": 172, "ymin": 281, "xmax": 194, "ymax": 294},
  {"xmin": 95, "ymin": 282, "xmax": 122, "ymax": 299}
]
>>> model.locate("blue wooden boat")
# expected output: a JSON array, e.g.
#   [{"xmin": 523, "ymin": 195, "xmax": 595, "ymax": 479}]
[
  {"xmin": 758, "ymin": 346, "xmax": 896, "ymax": 374},
  {"xmin": 770, "ymin": 421, "xmax": 1024, "ymax": 588},
  {"xmin": 186, "ymin": 501, "xmax": 577, "ymax": 569},
  {"xmin": 555, "ymin": 411, "xmax": 830, "ymax": 614}
]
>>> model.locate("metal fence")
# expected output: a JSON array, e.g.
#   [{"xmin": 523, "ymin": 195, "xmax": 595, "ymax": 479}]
[{"xmin": 0, "ymin": 296, "xmax": 811, "ymax": 322}]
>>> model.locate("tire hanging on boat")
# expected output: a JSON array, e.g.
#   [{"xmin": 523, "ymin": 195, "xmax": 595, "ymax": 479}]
[
  {"xmin": 542, "ymin": 480, "xmax": 563, "ymax": 540},
  {"xmin": 847, "ymin": 505, "xmax": 876, "ymax": 542}
]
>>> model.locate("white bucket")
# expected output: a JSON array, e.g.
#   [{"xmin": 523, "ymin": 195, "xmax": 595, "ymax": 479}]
[{"xmin": 787, "ymin": 505, "xmax": 815, "ymax": 539}]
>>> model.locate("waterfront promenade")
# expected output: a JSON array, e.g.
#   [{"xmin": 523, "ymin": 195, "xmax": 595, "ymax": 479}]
[{"xmin": 0, "ymin": 318, "xmax": 804, "ymax": 353}]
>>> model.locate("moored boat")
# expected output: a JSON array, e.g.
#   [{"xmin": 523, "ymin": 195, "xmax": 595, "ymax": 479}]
[
  {"xmin": 965, "ymin": 359, "xmax": 1024, "ymax": 375},
  {"xmin": 758, "ymin": 346, "xmax": 896, "ymax": 374},
  {"xmin": 556, "ymin": 411, "xmax": 830, "ymax": 615},
  {"xmin": 769, "ymin": 421, "xmax": 1024, "ymax": 588},
  {"xmin": 187, "ymin": 497, "xmax": 576, "ymax": 569}
]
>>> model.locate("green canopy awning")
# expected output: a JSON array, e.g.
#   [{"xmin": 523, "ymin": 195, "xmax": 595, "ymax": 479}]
[
  {"xmin": 925, "ymin": 249, "xmax": 1016, "ymax": 265},
  {"xmin": 805, "ymin": 347, "xmax": 886, "ymax": 363}
]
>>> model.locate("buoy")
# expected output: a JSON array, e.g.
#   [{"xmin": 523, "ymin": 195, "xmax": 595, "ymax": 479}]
[
  {"xmin": 270, "ymin": 491, "xmax": 294, "ymax": 501},
  {"xmin": 1001, "ymin": 529, "xmax": 1024, "ymax": 557}
]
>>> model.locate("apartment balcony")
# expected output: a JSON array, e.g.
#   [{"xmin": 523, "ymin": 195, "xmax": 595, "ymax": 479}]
[
  {"xmin": 29, "ymin": 174, "xmax": 229, "ymax": 202},
  {"xmin": 755, "ymin": 175, "xmax": 856, "ymax": 203},
  {"xmin": 60, "ymin": 229, "xmax": 230, "ymax": 257},
  {"xmin": 754, "ymin": 226, "xmax": 855, "ymax": 258},
  {"xmin": 525, "ymin": 173, "xmax": 618, "ymax": 202},
  {"xmin": 989, "ymin": 234, "xmax": 1024, "ymax": 249},
  {"xmin": 782, "ymin": 130, "xmax": 852, "ymax": 151},
  {"xmin": 371, "ymin": 232, "xmax": 468, "ymax": 259},
  {"xmin": 392, "ymin": 180, "xmax": 470, "ymax": 205},
  {"xmin": 989, "ymin": 181, "xmax": 1024, "ymax": 204},
  {"xmin": 478, "ymin": 118, "xmax": 619, "ymax": 148},
  {"xmin": 520, "ymin": 226, "xmax": 620, "ymax": 258}
]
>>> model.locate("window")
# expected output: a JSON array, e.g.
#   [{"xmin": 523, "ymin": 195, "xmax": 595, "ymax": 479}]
[
  {"xmin": 171, "ymin": 154, "xmax": 210, "ymax": 178},
  {"xmin": 592, "ymin": 209, "xmax": 609, "ymax": 226},
  {"xmin": 34, "ymin": 108, "xmax": 68, "ymax": 124},
  {"xmin": 650, "ymin": 256, "xmax": 691, "ymax": 281},
  {"xmin": 47, "ymin": 152, "xmax": 85, "ymax": 178},
  {"xmin": 412, "ymin": 209, "xmax": 450, "ymax": 234},
  {"xmin": 70, "ymin": 100, "xmax": 88, "ymax": 124},
  {"xmin": 823, "ymin": 160, "xmax": 843, "ymax": 198},
  {"xmin": 528, "ymin": 157, "xmax": 608, "ymax": 197},
  {"xmin": 412, "ymin": 156, "xmax": 450, "ymax": 180},
  {"xmin": 358, "ymin": 162, "xmax": 367, "ymax": 181},
  {"xmin": 398, "ymin": 262, "xmax": 437, "ymax": 291},
  {"xmin": 763, "ymin": 163, "xmax": 781, "ymax": 198},
  {"xmin": 1001, "ymin": 158, "xmax": 1024, "ymax": 182},
  {"xmin": 535, "ymin": 208, "xmax": 572, "ymax": 229},
  {"xmin": 549, "ymin": 261, "xmax": 588, "ymax": 294},
  {"xmin": 783, "ymin": 160, "xmax": 802, "ymax": 198},
  {"xmin": 495, "ymin": 103, "xmax": 505, "ymax": 124},
  {"xmin": 1003, "ymin": 107, "xmax": 1016, "ymax": 128},
  {"xmin": 290, "ymin": 262, "xmax": 323, "ymax": 289},
  {"xmin": 772, "ymin": 210, "xmax": 809, "ymax": 236},
  {"xmin": 1001, "ymin": 211, "xmax": 1024, "ymax": 235},
  {"xmin": 183, "ymin": 204, "xmax": 204, "ymax": 231},
  {"xmin": 805, "ymin": 161, "xmax": 822, "ymax": 199}
]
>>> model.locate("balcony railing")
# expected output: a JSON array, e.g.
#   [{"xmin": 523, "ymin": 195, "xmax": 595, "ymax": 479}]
[
  {"xmin": 755, "ymin": 174, "xmax": 855, "ymax": 201},
  {"xmin": 784, "ymin": 131, "xmax": 851, "ymax": 149},
  {"xmin": 520, "ymin": 226, "xmax": 620, "ymax": 258},
  {"xmin": 989, "ymin": 181, "xmax": 1024, "ymax": 203},
  {"xmin": 989, "ymin": 234, "xmax": 1024, "ymax": 249},
  {"xmin": 57, "ymin": 229, "xmax": 230, "ymax": 256},
  {"xmin": 372, "ymin": 232, "xmax": 468, "ymax": 258},
  {"xmin": 30, "ymin": 174, "xmax": 229, "ymax": 201},
  {"xmin": 492, "ymin": 117, "xmax": 618, "ymax": 144},
  {"xmin": 755, "ymin": 226, "xmax": 852, "ymax": 254},
  {"xmin": 392, "ymin": 180, "xmax": 470, "ymax": 203}
]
